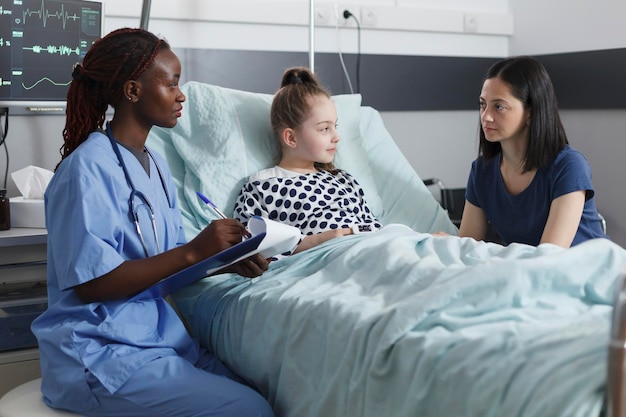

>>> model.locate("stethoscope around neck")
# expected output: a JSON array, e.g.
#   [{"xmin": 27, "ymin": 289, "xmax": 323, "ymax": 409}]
[{"xmin": 106, "ymin": 122, "xmax": 170, "ymax": 258}]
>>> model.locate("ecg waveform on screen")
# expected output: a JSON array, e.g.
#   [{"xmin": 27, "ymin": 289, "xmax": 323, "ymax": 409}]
[
  {"xmin": 22, "ymin": 77, "xmax": 71, "ymax": 90},
  {"xmin": 22, "ymin": 0, "xmax": 80, "ymax": 29},
  {"xmin": 23, "ymin": 44, "xmax": 80, "ymax": 56}
]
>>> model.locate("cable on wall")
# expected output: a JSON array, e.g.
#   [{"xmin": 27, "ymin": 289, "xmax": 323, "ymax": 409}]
[
  {"xmin": 0, "ymin": 108, "xmax": 9, "ymax": 189},
  {"xmin": 334, "ymin": 6, "xmax": 354, "ymax": 94},
  {"xmin": 343, "ymin": 9, "xmax": 362, "ymax": 94}
]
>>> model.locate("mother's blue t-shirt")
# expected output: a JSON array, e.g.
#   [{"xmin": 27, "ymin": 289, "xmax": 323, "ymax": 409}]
[{"xmin": 466, "ymin": 145, "xmax": 607, "ymax": 246}]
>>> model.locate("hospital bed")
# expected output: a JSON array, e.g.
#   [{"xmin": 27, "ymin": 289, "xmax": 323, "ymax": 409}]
[{"xmin": 147, "ymin": 81, "xmax": 626, "ymax": 417}]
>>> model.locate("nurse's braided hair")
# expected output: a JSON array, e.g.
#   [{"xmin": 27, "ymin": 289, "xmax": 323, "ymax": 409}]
[
  {"xmin": 59, "ymin": 28, "xmax": 167, "ymax": 168},
  {"xmin": 271, "ymin": 67, "xmax": 339, "ymax": 174}
]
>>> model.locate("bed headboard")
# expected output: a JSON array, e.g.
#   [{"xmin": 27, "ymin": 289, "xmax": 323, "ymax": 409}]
[{"xmin": 147, "ymin": 81, "xmax": 458, "ymax": 240}]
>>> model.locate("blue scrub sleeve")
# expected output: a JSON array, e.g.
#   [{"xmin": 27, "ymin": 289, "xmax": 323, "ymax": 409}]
[{"xmin": 46, "ymin": 156, "xmax": 127, "ymax": 291}]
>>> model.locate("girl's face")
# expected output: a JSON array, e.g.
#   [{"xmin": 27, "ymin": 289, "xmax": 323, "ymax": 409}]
[
  {"xmin": 134, "ymin": 48, "xmax": 185, "ymax": 129},
  {"xmin": 479, "ymin": 76, "xmax": 530, "ymax": 144},
  {"xmin": 291, "ymin": 95, "xmax": 340, "ymax": 165}
]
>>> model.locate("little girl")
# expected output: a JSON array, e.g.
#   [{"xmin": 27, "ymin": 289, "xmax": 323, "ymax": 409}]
[{"xmin": 233, "ymin": 67, "xmax": 382, "ymax": 255}]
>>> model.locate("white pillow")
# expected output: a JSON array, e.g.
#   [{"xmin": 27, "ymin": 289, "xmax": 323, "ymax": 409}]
[
  {"xmin": 151, "ymin": 82, "xmax": 382, "ymax": 236},
  {"xmin": 332, "ymin": 94, "xmax": 384, "ymax": 218}
]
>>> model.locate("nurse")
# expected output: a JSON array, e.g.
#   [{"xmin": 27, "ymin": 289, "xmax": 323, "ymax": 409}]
[{"xmin": 31, "ymin": 28, "xmax": 275, "ymax": 417}]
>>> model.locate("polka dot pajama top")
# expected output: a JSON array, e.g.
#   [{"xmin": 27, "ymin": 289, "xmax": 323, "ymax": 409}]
[{"xmin": 233, "ymin": 166, "xmax": 382, "ymax": 242}]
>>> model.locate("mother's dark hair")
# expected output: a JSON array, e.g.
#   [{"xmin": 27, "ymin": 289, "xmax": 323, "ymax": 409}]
[{"xmin": 478, "ymin": 56, "xmax": 568, "ymax": 172}]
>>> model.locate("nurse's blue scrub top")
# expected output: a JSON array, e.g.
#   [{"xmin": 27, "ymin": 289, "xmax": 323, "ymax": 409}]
[{"xmin": 31, "ymin": 131, "xmax": 200, "ymax": 410}]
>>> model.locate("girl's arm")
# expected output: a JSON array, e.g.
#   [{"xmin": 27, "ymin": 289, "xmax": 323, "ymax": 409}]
[
  {"xmin": 539, "ymin": 190, "xmax": 585, "ymax": 248},
  {"xmin": 458, "ymin": 200, "xmax": 489, "ymax": 241},
  {"xmin": 293, "ymin": 228, "xmax": 353, "ymax": 254}
]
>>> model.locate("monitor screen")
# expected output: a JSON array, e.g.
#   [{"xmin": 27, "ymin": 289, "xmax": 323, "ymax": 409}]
[{"xmin": 0, "ymin": 0, "xmax": 103, "ymax": 114}]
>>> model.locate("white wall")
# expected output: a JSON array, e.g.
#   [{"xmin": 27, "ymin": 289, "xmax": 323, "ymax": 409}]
[
  {"xmin": 381, "ymin": 111, "xmax": 479, "ymax": 189},
  {"xmin": 509, "ymin": 0, "xmax": 626, "ymax": 55},
  {"xmin": 104, "ymin": 0, "xmax": 511, "ymax": 57}
]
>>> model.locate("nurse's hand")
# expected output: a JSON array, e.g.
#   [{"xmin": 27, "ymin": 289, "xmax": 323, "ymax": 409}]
[
  {"xmin": 190, "ymin": 218, "xmax": 249, "ymax": 258},
  {"xmin": 75, "ymin": 219, "xmax": 260, "ymax": 303},
  {"xmin": 222, "ymin": 254, "xmax": 270, "ymax": 278},
  {"xmin": 190, "ymin": 219, "xmax": 270, "ymax": 278}
]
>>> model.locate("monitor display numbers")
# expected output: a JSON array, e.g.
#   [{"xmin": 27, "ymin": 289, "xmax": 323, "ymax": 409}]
[{"xmin": 0, "ymin": 0, "xmax": 103, "ymax": 106}]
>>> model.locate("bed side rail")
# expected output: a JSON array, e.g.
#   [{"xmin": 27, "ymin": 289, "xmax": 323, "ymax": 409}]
[{"xmin": 608, "ymin": 274, "xmax": 626, "ymax": 417}]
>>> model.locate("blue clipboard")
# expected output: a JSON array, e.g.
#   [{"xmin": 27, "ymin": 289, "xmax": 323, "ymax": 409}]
[
  {"xmin": 130, "ymin": 231, "xmax": 266, "ymax": 301},
  {"xmin": 129, "ymin": 216, "xmax": 301, "ymax": 301}
]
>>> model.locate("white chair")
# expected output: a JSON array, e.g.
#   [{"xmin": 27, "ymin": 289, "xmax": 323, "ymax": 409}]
[
  {"xmin": 0, "ymin": 378, "xmax": 84, "ymax": 417},
  {"xmin": 600, "ymin": 212, "xmax": 608, "ymax": 235}
]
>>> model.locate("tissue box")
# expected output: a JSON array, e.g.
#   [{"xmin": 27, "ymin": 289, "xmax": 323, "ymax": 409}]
[{"xmin": 9, "ymin": 197, "xmax": 45, "ymax": 228}]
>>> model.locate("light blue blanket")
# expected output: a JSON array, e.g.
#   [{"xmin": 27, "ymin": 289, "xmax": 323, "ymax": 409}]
[
  {"xmin": 173, "ymin": 226, "xmax": 626, "ymax": 417},
  {"xmin": 148, "ymin": 81, "xmax": 625, "ymax": 416}
]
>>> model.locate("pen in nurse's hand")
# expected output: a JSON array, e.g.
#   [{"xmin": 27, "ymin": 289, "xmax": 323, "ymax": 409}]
[
  {"xmin": 196, "ymin": 191, "xmax": 228, "ymax": 219},
  {"xmin": 196, "ymin": 191, "xmax": 252, "ymax": 238}
]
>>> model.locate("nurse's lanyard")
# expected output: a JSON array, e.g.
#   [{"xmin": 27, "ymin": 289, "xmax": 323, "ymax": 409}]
[{"xmin": 106, "ymin": 123, "xmax": 170, "ymax": 258}]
